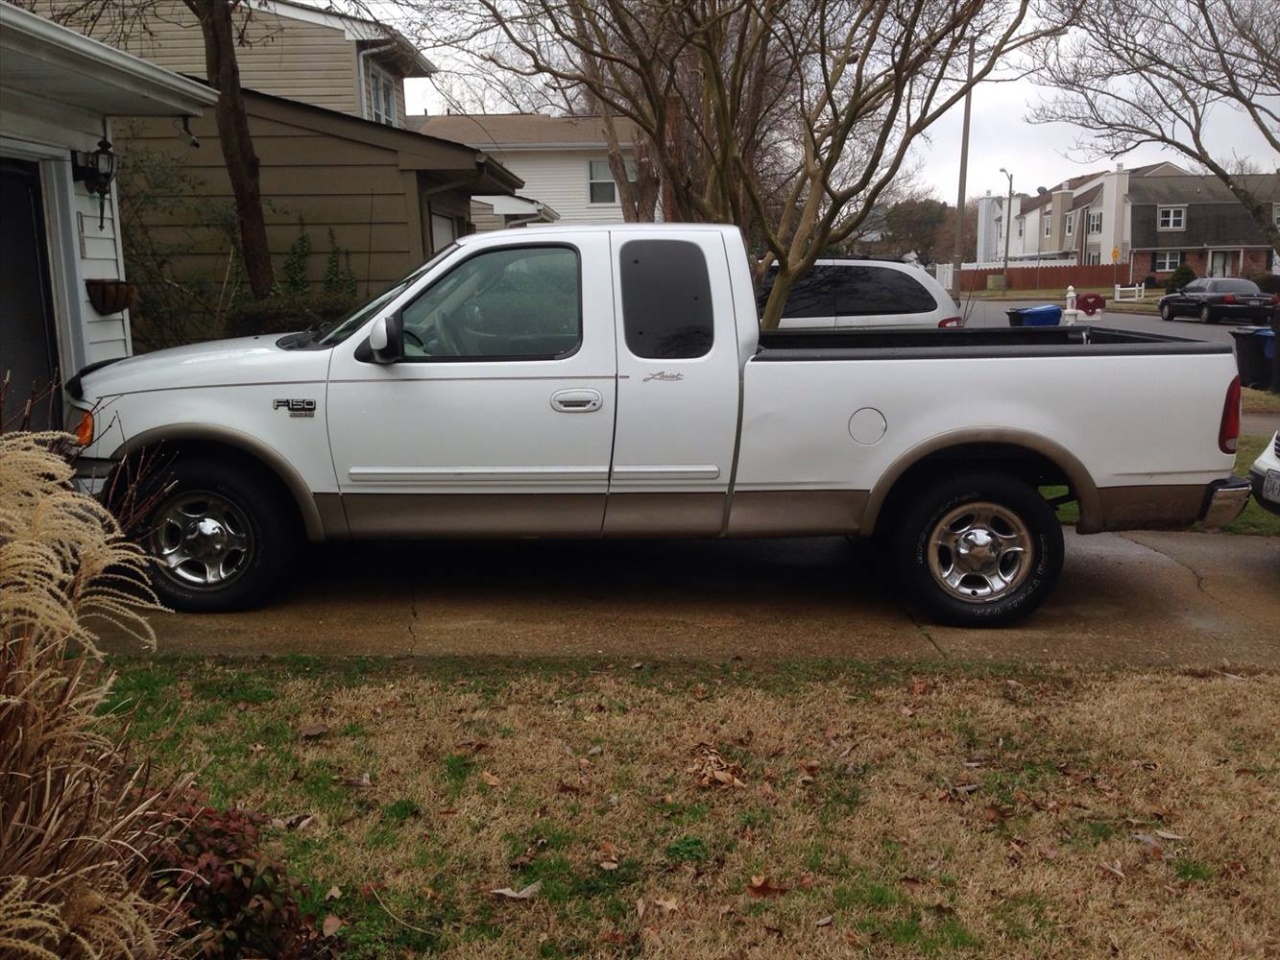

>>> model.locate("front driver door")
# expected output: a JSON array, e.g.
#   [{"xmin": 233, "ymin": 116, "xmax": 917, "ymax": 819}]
[{"xmin": 326, "ymin": 237, "xmax": 617, "ymax": 537}]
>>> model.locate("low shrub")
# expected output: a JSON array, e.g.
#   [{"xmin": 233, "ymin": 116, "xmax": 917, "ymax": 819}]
[
  {"xmin": 1164, "ymin": 264, "xmax": 1196, "ymax": 292},
  {"xmin": 1253, "ymin": 272, "xmax": 1279, "ymax": 295},
  {"xmin": 224, "ymin": 291, "xmax": 359, "ymax": 339},
  {"xmin": 145, "ymin": 795, "xmax": 336, "ymax": 960}
]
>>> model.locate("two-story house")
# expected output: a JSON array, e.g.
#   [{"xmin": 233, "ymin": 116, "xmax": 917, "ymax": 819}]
[
  {"xmin": 39, "ymin": 0, "xmax": 523, "ymax": 303},
  {"xmin": 1, "ymin": 2, "xmax": 215, "ymax": 428},
  {"xmin": 416, "ymin": 113, "xmax": 656, "ymax": 226},
  {"xmin": 1128, "ymin": 173, "xmax": 1279, "ymax": 280}
]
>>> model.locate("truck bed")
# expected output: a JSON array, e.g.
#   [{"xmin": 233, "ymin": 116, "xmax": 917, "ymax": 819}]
[{"xmin": 754, "ymin": 325, "xmax": 1231, "ymax": 361}]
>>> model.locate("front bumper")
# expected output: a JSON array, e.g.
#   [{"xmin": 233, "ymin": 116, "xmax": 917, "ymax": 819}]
[
  {"xmin": 72, "ymin": 456, "xmax": 117, "ymax": 498},
  {"xmin": 1200, "ymin": 476, "xmax": 1252, "ymax": 528},
  {"xmin": 1248, "ymin": 467, "xmax": 1280, "ymax": 517}
]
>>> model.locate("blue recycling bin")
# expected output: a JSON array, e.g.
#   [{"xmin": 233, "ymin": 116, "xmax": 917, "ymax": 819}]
[{"xmin": 1006, "ymin": 304, "xmax": 1063, "ymax": 327}]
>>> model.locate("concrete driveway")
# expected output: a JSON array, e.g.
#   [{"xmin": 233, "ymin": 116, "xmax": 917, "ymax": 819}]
[{"xmin": 104, "ymin": 531, "xmax": 1280, "ymax": 669}]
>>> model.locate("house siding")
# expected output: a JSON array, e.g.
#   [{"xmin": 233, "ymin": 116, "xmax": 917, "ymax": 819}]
[
  {"xmin": 39, "ymin": 0, "xmax": 361, "ymax": 116},
  {"xmin": 122, "ymin": 106, "xmax": 422, "ymax": 297},
  {"xmin": 482, "ymin": 150, "xmax": 631, "ymax": 224}
]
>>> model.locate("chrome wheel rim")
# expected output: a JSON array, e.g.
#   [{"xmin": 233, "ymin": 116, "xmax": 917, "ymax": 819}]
[
  {"xmin": 925, "ymin": 501, "xmax": 1033, "ymax": 604},
  {"xmin": 148, "ymin": 492, "xmax": 252, "ymax": 590}
]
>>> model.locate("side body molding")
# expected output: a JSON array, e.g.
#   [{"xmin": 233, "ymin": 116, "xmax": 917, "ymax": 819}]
[
  {"xmin": 860, "ymin": 428, "xmax": 1102, "ymax": 534},
  {"xmin": 111, "ymin": 424, "xmax": 339, "ymax": 541}
]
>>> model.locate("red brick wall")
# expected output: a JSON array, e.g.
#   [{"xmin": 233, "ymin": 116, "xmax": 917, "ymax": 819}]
[{"xmin": 1131, "ymin": 248, "xmax": 1276, "ymax": 282}]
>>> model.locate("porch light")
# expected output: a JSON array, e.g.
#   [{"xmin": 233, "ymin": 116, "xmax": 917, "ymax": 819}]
[{"xmin": 71, "ymin": 138, "xmax": 117, "ymax": 229}]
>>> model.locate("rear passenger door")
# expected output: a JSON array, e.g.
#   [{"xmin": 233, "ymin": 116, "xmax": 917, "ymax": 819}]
[{"xmin": 603, "ymin": 232, "xmax": 743, "ymax": 536}]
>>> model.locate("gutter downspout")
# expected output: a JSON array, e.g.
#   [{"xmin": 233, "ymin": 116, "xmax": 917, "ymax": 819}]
[{"xmin": 357, "ymin": 40, "xmax": 397, "ymax": 122}]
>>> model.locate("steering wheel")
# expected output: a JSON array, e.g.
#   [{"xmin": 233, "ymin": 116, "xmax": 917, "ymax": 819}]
[{"xmin": 435, "ymin": 309, "xmax": 466, "ymax": 356}]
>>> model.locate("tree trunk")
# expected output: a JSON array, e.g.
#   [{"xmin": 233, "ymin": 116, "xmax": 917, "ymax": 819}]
[{"xmin": 189, "ymin": 0, "xmax": 274, "ymax": 300}]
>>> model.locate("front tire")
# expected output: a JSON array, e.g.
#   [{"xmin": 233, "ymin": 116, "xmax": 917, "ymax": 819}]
[
  {"xmin": 139, "ymin": 457, "xmax": 297, "ymax": 612},
  {"xmin": 892, "ymin": 473, "xmax": 1064, "ymax": 627},
  {"xmin": 1159, "ymin": 303, "xmax": 1174, "ymax": 321}
]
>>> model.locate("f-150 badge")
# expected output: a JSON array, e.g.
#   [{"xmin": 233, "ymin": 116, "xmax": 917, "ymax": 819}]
[{"xmin": 274, "ymin": 399, "xmax": 316, "ymax": 417}]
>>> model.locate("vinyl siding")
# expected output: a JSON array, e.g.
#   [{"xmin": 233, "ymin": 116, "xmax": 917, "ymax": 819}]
[
  {"xmin": 484, "ymin": 150, "xmax": 631, "ymax": 224},
  {"xmin": 120, "ymin": 103, "xmax": 425, "ymax": 297},
  {"xmin": 76, "ymin": 168, "xmax": 130, "ymax": 361}
]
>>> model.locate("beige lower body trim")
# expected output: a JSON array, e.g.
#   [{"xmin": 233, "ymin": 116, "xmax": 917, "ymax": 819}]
[
  {"xmin": 1089, "ymin": 485, "xmax": 1207, "ymax": 532},
  {"xmin": 726, "ymin": 490, "xmax": 869, "ymax": 536},
  {"xmin": 342, "ymin": 493, "xmax": 605, "ymax": 538},
  {"xmin": 602, "ymin": 493, "xmax": 726, "ymax": 536}
]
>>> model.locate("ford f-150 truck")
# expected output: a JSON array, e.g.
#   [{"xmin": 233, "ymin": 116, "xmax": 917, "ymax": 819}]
[{"xmin": 66, "ymin": 225, "xmax": 1251, "ymax": 626}]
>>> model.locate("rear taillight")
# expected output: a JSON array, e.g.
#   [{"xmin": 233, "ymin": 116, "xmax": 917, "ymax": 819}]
[
  {"xmin": 1219, "ymin": 376, "xmax": 1241, "ymax": 455},
  {"xmin": 1223, "ymin": 293, "xmax": 1236, "ymax": 304},
  {"xmin": 937, "ymin": 316, "xmax": 963, "ymax": 328},
  {"xmin": 1273, "ymin": 294, "xmax": 1280, "ymax": 305}
]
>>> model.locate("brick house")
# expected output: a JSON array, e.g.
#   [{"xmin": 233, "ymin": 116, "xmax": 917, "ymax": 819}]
[{"xmin": 1128, "ymin": 173, "xmax": 1279, "ymax": 281}]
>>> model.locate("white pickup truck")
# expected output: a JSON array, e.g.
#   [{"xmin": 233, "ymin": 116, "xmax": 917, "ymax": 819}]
[{"xmin": 67, "ymin": 224, "xmax": 1250, "ymax": 626}]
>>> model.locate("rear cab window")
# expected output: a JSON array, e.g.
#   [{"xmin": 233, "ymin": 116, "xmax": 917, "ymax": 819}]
[{"xmin": 620, "ymin": 239, "xmax": 714, "ymax": 359}]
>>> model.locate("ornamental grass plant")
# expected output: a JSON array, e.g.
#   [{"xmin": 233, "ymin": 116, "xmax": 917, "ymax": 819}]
[{"xmin": 0, "ymin": 431, "xmax": 183, "ymax": 959}]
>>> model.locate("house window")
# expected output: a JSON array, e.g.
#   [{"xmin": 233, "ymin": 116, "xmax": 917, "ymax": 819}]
[
  {"xmin": 1154, "ymin": 251, "xmax": 1181, "ymax": 271},
  {"xmin": 1016, "ymin": 220, "xmax": 1023, "ymax": 239},
  {"xmin": 1064, "ymin": 213, "xmax": 1075, "ymax": 237},
  {"xmin": 1087, "ymin": 211, "xmax": 1103, "ymax": 234},
  {"xmin": 368, "ymin": 66, "xmax": 397, "ymax": 126},
  {"xmin": 1157, "ymin": 206, "xmax": 1185, "ymax": 230},
  {"xmin": 589, "ymin": 160, "xmax": 618, "ymax": 204},
  {"xmin": 1042, "ymin": 216, "xmax": 1051, "ymax": 238}
]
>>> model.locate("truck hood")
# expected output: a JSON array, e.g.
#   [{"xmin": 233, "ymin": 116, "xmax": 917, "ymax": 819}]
[{"xmin": 74, "ymin": 335, "xmax": 333, "ymax": 401}]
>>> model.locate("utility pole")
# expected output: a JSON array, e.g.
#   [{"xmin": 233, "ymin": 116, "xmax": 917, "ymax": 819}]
[
  {"xmin": 999, "ymin": 166, "xmax": 1013, "ymax": 289},
  {"xmin": 951, "ymin": 39, "xmax": 975, "ymax": 303}
]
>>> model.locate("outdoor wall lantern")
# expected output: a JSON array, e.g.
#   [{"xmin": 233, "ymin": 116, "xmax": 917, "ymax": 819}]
[{"xmin": 71, "ymin": 137, "xmax": 117, "ymax": 230}]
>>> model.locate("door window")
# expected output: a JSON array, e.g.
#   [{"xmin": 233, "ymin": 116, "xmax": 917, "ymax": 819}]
[{"xmin": 400, "ymin": 246, "xmax": 581, "ymax": 360}]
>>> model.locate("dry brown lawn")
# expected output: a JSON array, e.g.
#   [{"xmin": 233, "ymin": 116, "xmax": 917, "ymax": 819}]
[{"xmin": 113, "ymin": 660, "xmax": 1280, "ymax": 958}]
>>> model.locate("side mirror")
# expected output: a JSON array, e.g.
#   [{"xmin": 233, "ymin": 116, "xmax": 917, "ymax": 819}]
[{"xmin": 368, "ymin": 314, "xmax": 403, "ymax": 364}]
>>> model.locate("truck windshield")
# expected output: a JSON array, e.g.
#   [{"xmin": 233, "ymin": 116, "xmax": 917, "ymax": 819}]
[{"xmin": 310, "ymin": 245, "xmax": 457, "ymax": 347}]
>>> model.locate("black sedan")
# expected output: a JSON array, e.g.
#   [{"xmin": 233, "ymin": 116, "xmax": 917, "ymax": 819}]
[{"xmin": 1158, "ymin": 278, "xmax": 1276, "ymax": 324}]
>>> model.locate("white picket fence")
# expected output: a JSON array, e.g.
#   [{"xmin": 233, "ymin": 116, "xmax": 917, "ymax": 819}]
[{"xmin": 1113, "ymin": 283, "xmax": 1147, "ymax": 302}]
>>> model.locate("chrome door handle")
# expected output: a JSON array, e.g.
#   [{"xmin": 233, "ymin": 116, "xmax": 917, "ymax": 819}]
[{"xmin": 550, "ymin": 389, "xmax": 603, "ymax": 413}]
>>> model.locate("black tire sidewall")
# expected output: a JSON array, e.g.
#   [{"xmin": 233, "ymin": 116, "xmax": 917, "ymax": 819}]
[
  {"xmin": 141, "ymin": 457, "xmax": 294, "ymax": 612},
  {"xmin": 893, "ymin": 473, "xmax": 1064, "ymax": 627},
  {"xmin": 1200, "ymin": 305, "xmax": 1214, "ymax": 324},
  {"xmin": 1160, "ymin": 304, "xmax": 1173, "ymax": 321}
]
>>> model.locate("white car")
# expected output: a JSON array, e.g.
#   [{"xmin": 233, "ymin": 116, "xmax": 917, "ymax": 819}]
[
  {"xmin": 1248, "ymin": 431, "xmax": 1280, "ymax": 516},
  {"xmin": 760, "ymin": 258, "xmax": 963, "ymax": 329}
]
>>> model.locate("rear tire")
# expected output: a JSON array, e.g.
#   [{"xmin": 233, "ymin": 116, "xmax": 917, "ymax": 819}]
[
  {"xmin": 892, "ymin": 473, "xmax": 1063, "ymax": 627},
  {"xmin": 139, "ymin": 456, "xmax": 297, "ymax": 612},
  {"xmin": 1200, "ymin": 305, "xmax": 1216, "ymax": 324}
]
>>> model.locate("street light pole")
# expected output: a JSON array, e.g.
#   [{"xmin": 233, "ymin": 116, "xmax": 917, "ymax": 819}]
[{"xmin": 999, "ymin": 166, "xmax": 1013, "ymax": 290}]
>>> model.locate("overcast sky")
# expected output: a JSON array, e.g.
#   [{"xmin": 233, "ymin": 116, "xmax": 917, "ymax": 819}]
[
  {"xmin": 407, "ymin": 74, "xmax": 1280, "ymax": 207},
  {"xmin": 911, "ymin": 78, "xmax": 1280, "ymax": 206}
]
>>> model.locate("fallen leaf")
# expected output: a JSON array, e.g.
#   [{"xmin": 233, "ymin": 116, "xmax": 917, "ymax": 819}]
[
  {"xmin": 490, "ymin": 881, "xmax": 543, "ymax": 901},
  {"xmin": 556, "ymin": 779, "xmax": 583, "ymax": 794},
  {"xmin": 816, "ymin": 915, "xmax": 834, "ymax": 928},
  {"xmin": 342, "ymin": 772, "xmax": 371, "ymax": 789},
  {"xmin": 1040, "ymin": 845, "xmax": 1059, "ymax": 861},
  {"xmin": 322, "ymin": 915, "xmax": 344, "ymax": 937},
  {"xmin": 481, "ymin": 770, "xmax": 502, "ymax": 787},
  {"xmin": 454, "ymin": 739, "xmax": 491, "ymax": 752},
  {"xmin": 747, "ymin": 875, "xmax": 789, "ymax": 898},
  {"xmin": 284, "ymin": 813, "xmax": 314, "ymax": 831},
  {"xmin": 298, "ymin": 723, "xmax": 329, "ymax": 741},
  {"xmin": 325, "ymin": 886, "xmax": 342, "ymax": 901},
  {"xmin": 635, "ymin": 899, "xmax": 646, "ymax": 920},
  {"xmin": 654, "ymin": 897, "xmax": 679, "ymax": 913},
  {"xmin": 1154, "ymin": 830, "xmax": 1185, "ymax": 841}
]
